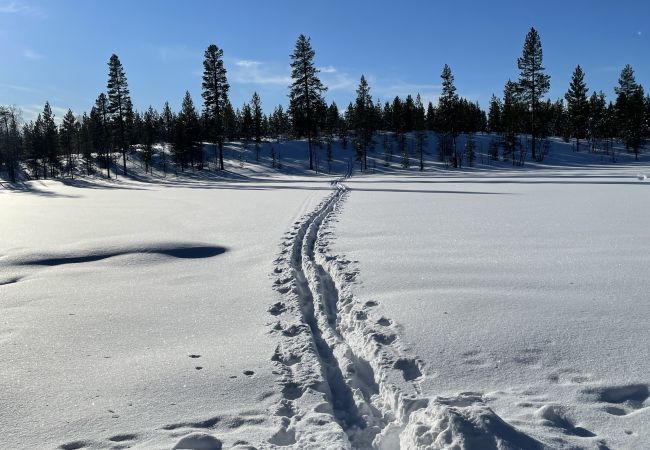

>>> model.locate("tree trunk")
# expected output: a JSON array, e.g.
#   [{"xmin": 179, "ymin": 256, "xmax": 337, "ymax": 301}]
[{"xmin": 219, "ymin": 140, "xmax": 224, "ymax": 170}]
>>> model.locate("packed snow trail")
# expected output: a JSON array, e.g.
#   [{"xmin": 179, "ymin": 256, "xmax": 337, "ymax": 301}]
[{"xmin": 269, "ymin": 180, "xmax": 549, "ymax": 449}]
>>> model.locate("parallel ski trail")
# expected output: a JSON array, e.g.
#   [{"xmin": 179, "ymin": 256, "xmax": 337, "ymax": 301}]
[
  {"xmin": 269, "ymin": 180, "xmax": 547, "ymax": 449},
  {"xmin": 269, "ymin": 180, "xmax": 426, "ymax": 449}
]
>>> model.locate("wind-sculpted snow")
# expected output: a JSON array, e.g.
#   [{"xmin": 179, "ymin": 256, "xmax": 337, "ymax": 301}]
[{"xmin": 10, "ymin": 243, "xmax": 226, "ymax": 266}]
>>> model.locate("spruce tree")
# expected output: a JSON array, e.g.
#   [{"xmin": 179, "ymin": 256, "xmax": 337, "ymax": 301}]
[
  {"xmin": 60, "ymin": 109, "xmax": 77, "ymax": 177},
  {"xmin": 201, "ymin": 44, "xmax": 229, "ymax": 169},
  {"xmin": 615, "ymin": 64, "xmax": 646, "ymax": 159},
  {"xmin": 354, "ymin": 75, "xmax": 374, "ymax": 170},
  {"xmin": 487, "ymin": 94, "xmax": 502, "ymax": 133},
  {"xmin": 161, "ymin": 101, "xmax": 174, "ymax": 176},
  {"xmin": 502, "ymin": 80, "xmax": 520, "ymax": 164},
  {"xmin": 438, "ymin": 64, "xmax": 459, "ymax": 166},
  {"xmin": 288, "ymin": 34, "xmax": 326, "ymax": 170},
  {"xmin": 91, "ymin": 93, "xmax": 111, "ymax": 178},
  {"xmin": 426, "ymin": 102, "xmax": 436, "ymax": 131},
  {"xmin": 173, "ymin": 91, "xmax": 201, "ymax": 170},
  {"xmin": 414, "ymin": 94, "xmax": 427, "ymax": 171},
  {"xmin": 251, "ymin": 92, "xmax": 263, "ymax": 160},
  {"xmin": 517, "ymin": 27, "xmax": 550, "ymax": 160},
  {"xmin": 42, "ymin": 102, "xmax": 59, "ymax": 178},
  {"xmin": 588, "ymin": 91, "xmax": 606, "ymax": 152},
  {"xmin": 106, "ymin": 54, "xmax": 133, "ymax": 176},
  {"xmin": 142, "ymin": 106, "xmax": 158, "ymax": 173},
  {"xmin": 565, "ymin": 65, "xmax": 589, "ymax": 151}
]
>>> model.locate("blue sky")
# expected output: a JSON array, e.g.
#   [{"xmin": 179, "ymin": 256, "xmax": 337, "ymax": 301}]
[{"xmin": 1, "ymin": 0, "xmax": 648, "ymax": 122}]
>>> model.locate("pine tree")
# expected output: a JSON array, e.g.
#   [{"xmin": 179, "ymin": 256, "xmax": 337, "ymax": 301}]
[
  {"xmin": 615, "ymin": 64, "xmax": 646, "ymax": 159},
  {"xmin": 354, "ymin": 75, "xmax": 374, "ymax": 170},
  {"xmin": 42, "ymin": 102, "xmax": 59, "ymax": 178},
  {"xmin": 288, "ymin": 34, "xmax": 327, "ymax": 170},
  {"xmin": 251, "ymin": 92, "xmax": 263, "ymax": 160},
  {"xmin": 241, "ymin": 102, "xmax": 253, "ymax": 148},
  {"xmin": 79, "ymin": 113, "xmax": 93, "ymax": 175},
  {"xmin": 173, "ymin": 91, "xmax": 200, "ymax": 170},
  {"xmin": 565, "ymin": 65, "xmax": 589, "ymax": 151},
  {"xmin": 426, "ymin": 102, "xmax": 436, "ymax": 131},
  {"xmin": 0, "ymin": 106, "xmax": 21, "ymax": 183},
  {"xmin": 107, "ymin": 54, "xmax": 133, "ymax": 176},
  {"xmin": 588, "ymin": 91, "xmax": 606, "ymax": 152},
  {"xmin": 60, "ymin": 109, "xmax": 77, "ymax": 177},
  {"xmin": 517, "ymin": 27, "xmax": 550, "ymax": 160},
  {"xmin": 142, "ymin": 106, "xmax": 158, "ymax": 173},
  {"xmin": 487, "ymin": 94, "xmax": 502, "ymax": 133},
  {"xmin": 161, "ymin": 101, "xmax": 174, "ymax": 176},
  {"xmin": 202, "ymin": 44, "xmax": 229, "ymax": 169},
  {"xmin": 438, "ymin": 64, "xmax": 459, "ymax": 166},
  {"xmin": 414, "ymin": 94, "xmax": 427, "ymax": 171},
  {"xmin": 502, "ymin": 80, "xmax": 520, "ymax": 164},
  {"xmin": 91, "ymin": 93, "xmax": 111, "ymax": 178}
]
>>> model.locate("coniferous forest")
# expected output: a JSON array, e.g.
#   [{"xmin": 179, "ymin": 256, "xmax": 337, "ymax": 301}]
[{"xmin": 1, "ymin": 27, "xmax": 649, "ymax": 183}]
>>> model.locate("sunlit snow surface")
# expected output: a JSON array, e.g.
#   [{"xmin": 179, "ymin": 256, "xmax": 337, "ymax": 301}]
[
  {"xmin": 2, "ymin": 136, "xmax": 650, "ymax": 449},
  {"xmin": 333, "ymin": 167, "xmax": 650, "ymax": 449}
]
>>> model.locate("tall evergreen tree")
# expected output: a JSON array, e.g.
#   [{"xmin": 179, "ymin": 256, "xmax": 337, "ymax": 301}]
[
  {"xmin": 565, "ymin": 65, "xmax": 589, "ymax": 151},
  {"xmin": 251, "ymin": 92, "xmax": 263, "ymax": 160},
  {"xmin": 106, "ymin": 54, "xmax": 133, "ymax": 175},
  {"xmin": 201, "ymin": 44, "xmax": 229, "ymax": 169},
  {"xmin": 502, "ymin": 80, "xmax": 521, "ymax": 164},
  {"xmin": 288, "ymin": 34, "xmax": 327, "ymax": 170},
  {"xmin": 160, "ymin": 101, "xmax": 174, "ymax": 176},
  {"xmin": 487, "ymin": 94, "xmax": 502, "ymax": 133},
  {"xmin": 42, "ymin": 102, "xmax": 59, "ymax": 178},
  {"xmin": 414, "ymin": 94, "xmax": 427, "ymax": 171},
  {"xmin": 173, "ymin": 91, "xmax": 201, "ymax": 170},
  {"xmin": 0, "ymin": 106, "xmax": 21, "ymax": 183},
  {"xmin": 60, "ymin": 109, "xmax": 78, "ymax": 177},
  {"xmin": 517, "ymin": 27, "xmax": 550, "ymax": 160},
  {"xmin": 615, "ymin": 64, "xmax": 646, "ymax": 159},
  {"xmin": 353, "ymin": 75, "xmax": 374, "ymax": 170},
  {"xmin": 437, "ymin": 64, "xmax": 459, "ymax": 166},
  {"xmin": 142, "ymin": 106, "xmax": 158, "ymax": 173},
  {"xmin": 91, "ymin": 93, "xmax": 111, "ymax": 178},
  {"xmin": 588, "ymin": 91, "xmax": 606, "ymax": 152}
]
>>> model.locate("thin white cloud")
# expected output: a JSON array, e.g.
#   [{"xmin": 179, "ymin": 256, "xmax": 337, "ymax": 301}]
[
  {"xmin": 22, "ymin": 48, "xmax": 43, "ymax": 60},
  {"xmin": 235, "ymin": 59, "xmax": 261, "ymax": 68},
  {"xmin": 318, "ymin": 65, "xmax": 337, "ymax": 74},
  {"xmin": 0, "ymin": 82, "xmax": 40, "ymax": 93},
  {"xmin": 231, "ymin": 60, "xmax": 291, "ymax": 86},
  {"xmin": 19, "ymin": 104, "xmax": 70, "ymax": 124},
  {"xmin": 322, "ymin": 72, "xmax": 356, "ymax": 91},
  {"xmin": 0, "ymin": 1, "xmax": 43, "ymax": 16},
  {"xmin": 0, "ymin": 1, "xmax": 31, "ymax": 13},
  {"xmin": 637, "ymin": 31, "xmax": 642, "ymax": 37}
]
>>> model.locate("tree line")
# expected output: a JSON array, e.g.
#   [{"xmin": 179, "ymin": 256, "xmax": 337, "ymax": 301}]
[{"xmin": 1, "ymin": 28, "xmax": 649, "ymax": 182}]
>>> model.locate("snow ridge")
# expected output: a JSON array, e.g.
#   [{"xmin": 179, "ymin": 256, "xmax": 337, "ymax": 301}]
[{"xmin": 269, "ymin": 180, "xmax": 549, "ymax": 449}]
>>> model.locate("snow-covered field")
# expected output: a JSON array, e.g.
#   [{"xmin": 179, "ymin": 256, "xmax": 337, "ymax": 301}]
[
  {"xmin": 2, "ymin": 139, "xmax": 650, "ymax": 449},
  {"xmin": 332, "ymin": 167, "xmax": 650, "ymax": 449},
  {"xmin": 0, "ymin": 176, "xmax": 332, "ymax": 449}
]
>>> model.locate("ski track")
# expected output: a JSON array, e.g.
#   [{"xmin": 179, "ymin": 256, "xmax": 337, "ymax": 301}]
[{"xmin": 268, "ymin": 180, "xmax": 554, "ymax": 450}]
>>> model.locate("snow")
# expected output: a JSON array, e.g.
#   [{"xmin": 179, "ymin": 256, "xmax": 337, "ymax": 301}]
[
  {"xmin": 332, "ymin": 166, "xmax": 650, "ymax": 448},
  {"xmin": 2, "ymin": 136, "xmax": 650, "ymax": 449},
  {"xmin": 0, "ymin": 177, "xmax": 331, "ymax": 449}
]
